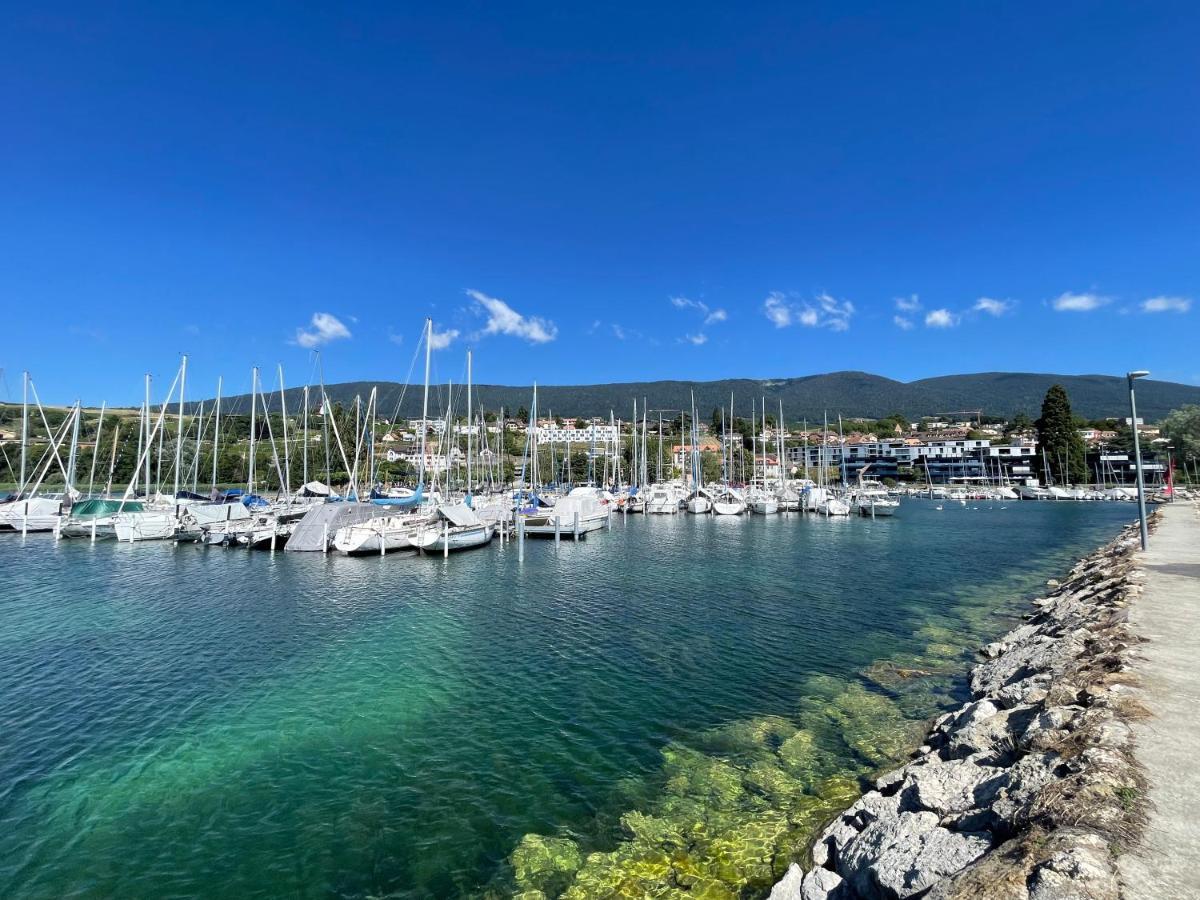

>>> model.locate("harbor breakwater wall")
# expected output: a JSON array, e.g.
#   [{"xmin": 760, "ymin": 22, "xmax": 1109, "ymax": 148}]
[{"xmin": 770, "ymin": 518, "xmax": 1152, "ymax": 900}]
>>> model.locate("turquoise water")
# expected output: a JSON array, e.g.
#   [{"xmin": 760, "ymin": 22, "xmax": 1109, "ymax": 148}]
[{"xmin": 0, "ymin": 502, "xmax": 1129, "ymax": 898}]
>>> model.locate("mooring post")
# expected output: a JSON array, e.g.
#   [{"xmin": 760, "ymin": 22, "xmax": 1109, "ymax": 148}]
[{"xmin": 573, "ymin": 511, "xmax": 580, "ymax": 541}]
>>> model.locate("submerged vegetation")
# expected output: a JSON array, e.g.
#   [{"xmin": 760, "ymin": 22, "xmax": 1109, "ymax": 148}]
[{"xmin": 499, "ymin": 578, "xmax": 1038, "ymax": 899}]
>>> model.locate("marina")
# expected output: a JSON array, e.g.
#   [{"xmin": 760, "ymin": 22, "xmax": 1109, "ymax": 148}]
[{"xmin": 0, "ymin": 501, "xmax": 1134, "ymax": 897}]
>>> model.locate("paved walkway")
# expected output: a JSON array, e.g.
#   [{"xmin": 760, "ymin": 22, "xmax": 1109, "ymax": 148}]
[{"xmin": 1119, "ymin": 501, "xmax": 1200, "ymax": 898}]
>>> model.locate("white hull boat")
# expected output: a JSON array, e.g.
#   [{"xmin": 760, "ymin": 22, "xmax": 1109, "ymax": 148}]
[
  {"xmin": 413, "ymin": 521, "xmax": 494, "ymax": 553},
  {"xmin": 855, "ymin": 498, "xmax": 899, "ymax": 517},
  {"xmin": 113, "ymin": 510, "xmax": 178, "ymax": 542},
  {"xmin": 686, "ymin": 496, "xmax": 711, "ymax": 514},
  {"xmin": 644, "ymin": 486, "xmax": 678, "ymax": 515},
  {"xmin": 0, "ymin": 497, "xmax": 64, "ymax": 533},
  {"xmin": 817, "ymin": 498, "xmax": 851, "ymax": 517},
  {"xmin": 333, "ymin": 512, "xmax": 432, "ymax": 555}
]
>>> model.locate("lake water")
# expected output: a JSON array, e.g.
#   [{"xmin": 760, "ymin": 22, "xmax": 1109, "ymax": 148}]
[{"xmin": 0, "ymin": 501, "xmax": 1130, "ymax": 898}]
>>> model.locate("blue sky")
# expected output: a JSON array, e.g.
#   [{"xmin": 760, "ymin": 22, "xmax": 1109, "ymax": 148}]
[{"xmin": 2, "ymin": 1, "xmax": 1197, "ymax": 405}]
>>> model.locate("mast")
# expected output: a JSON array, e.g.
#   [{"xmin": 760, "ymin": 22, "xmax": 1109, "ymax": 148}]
[
  {"xmin": 318, "ymin": 352, "xmax": 330, "ymax": 487},
  {"xmin": 751, "ymin": 401, "xmax": 757, "ymax": 488},
  {"xmin": 104, "ymin": 422, "xmax": 120, "ymax": 495},
  {"xmin": 88, "ymin": 402, "xmax": 107, "ymax": 497},
  {"xmin": 278, "ymin": 364, "xmax": 290, "ymax": 496},
  {"xmin": 803, "ymin": 418, "xmax": 809, "ymax": 481},
  {"xmin": 67, "ymin": 399, "xmax": 81, "ymax": 495},
  {"xmin": 191, "ymin": 401, "xmax": 204, "ymax": 493},
  {"xmin": 418, "ymin": 317, "xmax": 431, "ymax": 488},
  {"xmin": 248, "ymin": 366, "xmax": 258, "ymax": 495},
  {"xmin": 143, "ymin": 374, "xmax": 152, "ymax": 497},
  {"xmin": 466, "ymin": 348, "xmax": 473, "ymax": 495},
  {"xmin": 656, "ymin": 412, "xmax": 663, "ymax": 483},
  {"xmin": 778, "ymin": 399, "xmax": 785, "ymax": 488},
  {"xmin": 174, "ymin": 355, "xmax": 187, "ymax": 498},
  {"xmin": 302, "ymin": 384, "xmax": 309, "ymax": 488},
  {"xmin": 211, "ymin": 376, "xmax": 222, "ymax": 494},
  {"xmin": 18, "ymin": 372, "xmax": 28, "ymax": 495}
]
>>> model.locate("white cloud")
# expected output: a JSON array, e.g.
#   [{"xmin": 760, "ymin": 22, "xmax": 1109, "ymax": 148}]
[
  {"xmin": 671, "ymin": 295, "xmax": 727, "ymax": 327},
  {"xmin": 893, "ymin": 315, "xmax": 914, "ymax": 330},
  {"xmin": 763, "ymin": 291, "xmax": 854, "ymax": 331},
  {"xmin": 895, "ymin": 294, "xmax": 921, "ymax": 312},
  {"xmin": 763, "ymin": 292, "xmax": 792, "ymax": 327},
  {"xmin": 973, "ymin": 297, "xmax": 1014, "ymax": 316},
  {"xmin": 925, "ymin": 308, "xmax": 959, "ymax": 328},
  {"xmin": 683, "ymin": 333, "xmax": 708, "ymax": 345},
  {"xmin": 466, "ymin": 289, "xmax": 557, "ymax": 343},
  {"xmin": 612, "ymin": 324, "xmax": 628, "ymax": 340},
  {"xmin": 294, "ymin": 312, "xmax": 352, "ymax": 348},
  {"xmin": 387, "ymin": 331, "xmax": 404, "ymax": 346},
  {"xmin": 1052, "ymin": 292, "xmax": 1110, "ymax": 312},
  {"xmin": 429, "ymin": 327, "xmax": 459, "ymax": 350},
  {"xmin": 1140, "ymin": 295, "xmax": 1191, "ymax": 314}
]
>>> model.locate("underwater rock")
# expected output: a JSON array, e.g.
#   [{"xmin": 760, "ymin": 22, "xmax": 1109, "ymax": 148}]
[{"xmin": 510, "ymin": 833, "xmax": 583, "ymax": 895}]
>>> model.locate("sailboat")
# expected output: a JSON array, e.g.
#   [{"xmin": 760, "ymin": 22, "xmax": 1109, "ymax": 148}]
[
  {"xmin": 747, "ymin": 401, "xmax": 779, "ymax": 515},
  {"xmin": 334, "ymin": 318, "xmax": 439, "ymax": 555},
  {"xmin": 411, "ymin": 502, "xmax": 494, "ymax": 553}
]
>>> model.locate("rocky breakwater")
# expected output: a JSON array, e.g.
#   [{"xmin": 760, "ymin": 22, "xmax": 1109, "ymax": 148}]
[{"xmin": 772, "ymin": 519, "xmax": 1151, "ymax": 900}]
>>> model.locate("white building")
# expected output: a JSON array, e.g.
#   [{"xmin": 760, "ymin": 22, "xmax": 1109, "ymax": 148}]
[{"xmin": 533, "ymin": 423, "xmax": 619, "ymax": 444}]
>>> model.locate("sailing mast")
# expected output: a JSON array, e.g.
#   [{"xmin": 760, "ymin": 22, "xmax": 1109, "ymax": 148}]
[
  {"xmin": 211, "ymin": 377, "xmax": 222, "ymax": 495},
  {"xmin": 278, "ymin": 364, "xmax": 290, "ymax": 497},
  {"xmin": 174, "ymin": 355, "xmax": 187, "ymax": 499},
  {"xmin": 302, "ymin": 384, "xmax": 309, "ymax": 488},
  {"xmin": 88, "ymin": 402, "xmax": 107, "ymax": 497},
  {"xmin": 143, "ymin": 374, "xmax": 152, "ymax": 498},
  {"xmin": 248, "ymin": 367, "xmax": 258, "ymax": 496},
  {"xmin": 18, "ymin": 372, "xmax": 28, "ymax": 496},
  {"xmin": 417, "ymin": 318, "xmax": 432, "ymax": 490},
  {"xmin": 466, "ymin": 349, "xmax": 473, "ymax": 497}
]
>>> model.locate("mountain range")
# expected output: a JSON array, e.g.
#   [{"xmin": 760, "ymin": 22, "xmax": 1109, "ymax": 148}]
[{"xmin": 192, "ymin": 371, "xmax": 1200, "ymax": 423}]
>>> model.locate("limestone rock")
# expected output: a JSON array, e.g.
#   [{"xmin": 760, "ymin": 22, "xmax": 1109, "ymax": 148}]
[
  {"xmin": 839, "ymin": 811, "xmax": 992, "ymax": 898},
  {"xmin": 800, "ymin": 866, "xmax": 846, "ymax": 900},
  {"xmin": 768, "ymin": 862, "xmax": 804, "ymax": 900},
  {"xmin": 901, "ymin": 757, "xmax": 1009, "ymax": 817},
  {"xmin": 1026, "ymin": 831, "xmax": 1119, "ymax": 900}
]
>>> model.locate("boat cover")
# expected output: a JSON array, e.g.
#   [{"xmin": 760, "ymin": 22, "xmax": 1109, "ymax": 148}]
[
  {"xmin": 371, "ymin": 486, "xmax": 423, "ymax": 507},
  {"xmin": 440, "ymin": 503, "xmax": 483, "ymax": 528},
  {"xmin": 70, "ymin": 498, "xmax": 145, "ymax": 517}
]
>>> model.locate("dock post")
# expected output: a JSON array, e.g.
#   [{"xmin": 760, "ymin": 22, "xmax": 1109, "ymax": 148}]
[
  {"xmin": 91, "ymin": 518, "xmax": 97, "ymax": 542},
  {"xmin": 443, "ymin": 521, "xmax": 449, "ymax": 558},
  {"xmin": 380, "ymin": 530, "xmax": 386, "ymax": 556},
  {"xmin": 573, "ymin": 511, "xmax": 580, "ymax": 541},
  {"xmin": 555, "ymin": 515, "xmax": 561, "ymax": 546},
  {"xmin": 322, "ymin": 522, "xmax": 328, "ymax": 553},
  {"xmin": 518, "ymin": 516, "xmax": 525, "ymax": 562},
  {"xmin": 271, "ymin": 528, "xmax": 276, "ymax": 552}
]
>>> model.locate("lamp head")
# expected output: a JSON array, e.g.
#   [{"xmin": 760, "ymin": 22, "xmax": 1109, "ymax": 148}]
[{"xmin": 1128, "ymin": 370, "xmax": 1150, "ymax": 380}]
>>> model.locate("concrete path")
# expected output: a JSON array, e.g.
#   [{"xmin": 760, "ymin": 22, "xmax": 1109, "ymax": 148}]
[{"xmin": 1119, "ymin": 501, "xmax": 1200, "ymax": 898}]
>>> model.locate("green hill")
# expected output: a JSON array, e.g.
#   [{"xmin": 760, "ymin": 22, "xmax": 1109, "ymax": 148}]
[{"xmin": 191, "ymin": 371, "xmax": 1200, "ymax": 422}]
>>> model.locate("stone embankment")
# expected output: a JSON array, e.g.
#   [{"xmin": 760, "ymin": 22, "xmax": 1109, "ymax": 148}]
[{"xmin": 771, "ymin": 519, "xmax": 1152, "ymax": 900}]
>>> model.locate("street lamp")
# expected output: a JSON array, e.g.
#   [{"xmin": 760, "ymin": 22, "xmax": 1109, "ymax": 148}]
[{"xmin": 1127, "ymin": 370, "xmax": 1150, "ymax": 551}]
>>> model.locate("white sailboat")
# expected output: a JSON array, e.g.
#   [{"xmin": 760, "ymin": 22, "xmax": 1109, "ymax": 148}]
[{"xmin": 411, "ymin": 502, "xmax": 494, "ymax": 553}]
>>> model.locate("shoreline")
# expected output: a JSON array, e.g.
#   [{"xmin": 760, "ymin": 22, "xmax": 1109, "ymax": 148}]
[{"xmin": 771, "ymin": 515, "xmax": 1155, "ymax": 899}]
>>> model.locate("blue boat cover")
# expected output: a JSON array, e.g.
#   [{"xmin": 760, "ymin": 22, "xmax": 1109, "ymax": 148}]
[{"xmin": 370, "ymin": 485, "xmax": 424, "ymax": 507}]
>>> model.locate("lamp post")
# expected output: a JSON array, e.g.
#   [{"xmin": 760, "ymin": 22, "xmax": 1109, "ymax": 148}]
[{"xmin": 1127, "ymin": 370, "xmax": 1150, "ymax": 551}]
